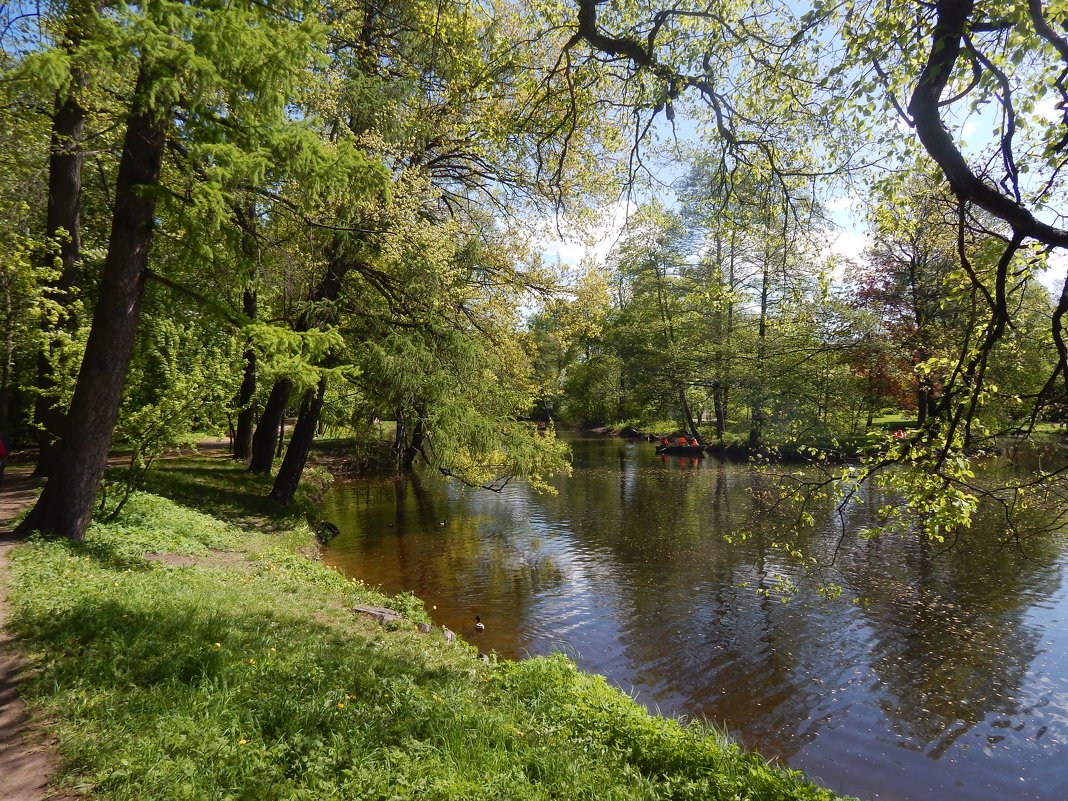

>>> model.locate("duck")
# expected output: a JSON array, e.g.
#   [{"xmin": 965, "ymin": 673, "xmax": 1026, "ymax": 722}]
[{"xmin": 474, "ymin": 615, "xmax": 485, "ymax": 632}]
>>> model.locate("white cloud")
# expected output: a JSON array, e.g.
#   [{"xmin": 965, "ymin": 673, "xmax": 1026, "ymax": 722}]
[
  {"xmin": 825, "ymin": 194, "xmax": 859, "ymax": 213},
  {"xmin": 1040, "ymin": 249, "xmax": 1068, "ymax": 295},
  {"xmin": 537, "ymin": 200, "xmax": 637, "ymax": 267},
  {"xmin": 830, "ymin": 230, "xmax": 871, "ymax": 262},
  {"xmin": 816, "ymin": 225, "xmax": 870, "ymax": 281},
  {"xmin": 1034, "ymin": 95, "xmax": 1061, "ymax": 123}
]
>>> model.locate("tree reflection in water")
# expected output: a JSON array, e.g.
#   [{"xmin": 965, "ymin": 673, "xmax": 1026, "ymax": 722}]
[{"xmin": 322, "ymin": 435, "xmax": 1068, "ymax": 801}]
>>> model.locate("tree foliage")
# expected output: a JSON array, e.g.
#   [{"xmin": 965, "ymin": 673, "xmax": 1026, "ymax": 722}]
[{"xmin": 2, "ymin": 0, "xmax": 1067, "ymax": 546}]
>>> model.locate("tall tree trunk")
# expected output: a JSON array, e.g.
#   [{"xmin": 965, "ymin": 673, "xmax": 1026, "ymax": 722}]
[
  {"xmin": 17, "ymin": 65, "xmax": 169, "ymax": 540},
  {"xmin": 269, "ymin": 377, "xmax": 326, "ymax": 503},
  {"xmin": 32, "ymin": 9, "xmax": 93, "ymax": 477},
  {"xmin": 721, "ymin": 231, "xmax": 736, "ymax": 441},
  {"xmin": 249, "ymin": 248, "xmax": 347, "ymax": 475},
  {"xmin": 749, "ymin": 208, "xmax": 783, "ymax": 453},
  {"xmin": 393, "ymin": 406, "xmax": 406, "ymax": 468},
  {"xmin": 748, "ymin": 255, "xmax": 771, "ymax": 451},
  {"xmin": 709, "ymin": 230, "xmax": 733, "ymax": 443},
  {"xmin": 0, "ymin": 278, "xmax": 13, "ymax": 441},
  {"xmin": 401, "ymin": 414, "xmax": 425, "ymax": 471},
  {"xmin": 232, "ymin": 288, "xmax": 257, "ymax": 460},
  {"xmin": 249, "ymin": 377, "xmax": 293, "ymax": 475},
  {"xmin": 712, "ymin": 383, "xmax": 727, "ymax": 440},
  {"xmin": 679, "ymin": 387, "xmax": 700, "ymax": 441}
]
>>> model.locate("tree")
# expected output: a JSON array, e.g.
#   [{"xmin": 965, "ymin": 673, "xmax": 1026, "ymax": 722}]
[
  {"xmin": 851, "ymin": 175, "xmax": 973, "ymax": 426},
  {"xmin": 557, "ymin": 0, "xmax": 1068, "ymax": 538},
  {"xmin": 29, "ymin": 0, "xmax": 105, "ymax": 476},
  {"xmin": 606, "ymin": 203, "xmax": 698, "ymax": 431},
  {"xmin": 16, "ymin": 0, "xmax": 324, "ymax": 540},
  {"xmin": 254, "ymin": 0, "xmax": 614, "ymax": 498},
  {"xmin": 16, "ymin": 58, "xmax": 170, "ymax": 540},
  {"xmin": 526, "ymin": 264, "xmax": 611, "ymax": 421},
  {"xmin": 816, "ymin": 0, "xmax": 1068, "ymax": 436}
]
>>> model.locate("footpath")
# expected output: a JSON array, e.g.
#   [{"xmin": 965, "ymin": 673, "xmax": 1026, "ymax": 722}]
[
  {"xmin": 0, "ymin": 466, "xmax": 70, "ymax": 801},
  {"xmin": 0, "ymin": 440, "xmax": 234, "ymax": 800}
]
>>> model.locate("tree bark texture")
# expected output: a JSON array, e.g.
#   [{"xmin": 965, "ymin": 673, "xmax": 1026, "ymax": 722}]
[
  {"xmin": 232, "ymin": 288, "xmax": 257, "ymax": 460},
  {"xmin": 269, "ymin": 377, "xmax": 326, "ymax": 503},
  {"xmin": 748, "ymin": 252, "xmax": 771, "ymax": 451},
  {"xmin": 17, "ymin": 65, "xmax": 168, "ymax": 540},
  {"xmin": 393, "ymin": 406, "xmax": 406, "ymax": 468},
  {"xmin": 712, "ymin": 384, "xmax": 727, "ymax": 439},
  {"xmin": 32, "ymin": 32, "xmax": 90, "ymax": 477},
  {"xmin": 249, "ymin": 377, "xmax": 293, "ymax": 475},
  {"xmin": 401, "ymin": 414, "xmax": 425, "ymax": 471},
  {"xmin": 679, "ymin": 388, "xmax": 700, "ymax": 442},
  {"xmin": 249, "ymin": 250, "xmax": 347, "ymax": 474}
]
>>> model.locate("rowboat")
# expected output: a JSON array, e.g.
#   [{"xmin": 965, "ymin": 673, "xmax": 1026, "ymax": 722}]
[{"xmin": 655, "ymin": 445, "xmax": 706, "ymax": 456}]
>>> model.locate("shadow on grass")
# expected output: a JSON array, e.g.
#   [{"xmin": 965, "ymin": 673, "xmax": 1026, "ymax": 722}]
[
  {"xmin": 134, "ymin": 460, "xmax": 312, "ymax": 531},
  {"xmin": 11, "ymin": 550, "xmax": 851, "ymax": 801},
  {"xmin": 14, "ymin": 585, "xmax": 471, "ymax": 791}
]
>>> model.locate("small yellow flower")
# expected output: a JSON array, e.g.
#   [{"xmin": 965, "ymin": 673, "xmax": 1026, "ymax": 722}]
[
  {"xmin": 432, "ymin": 605, "xmax": 437, "ymax": 610},
  {"xmin": 346, "ymin": 694, "xmax": 356, "ymax": 699},
  {"xmin": 214, "ymin": 643, "xmax": 221, "ymax": 648},
  {"xmin": 431, "ymin": 694, "xmax": 441, "ymax": 701},
  {"xmin": 270, "ymin": 647, "xmax": 276, "ymax": 652},
  {"xmin": 337, "ymin": 703, "xmax": 345, "ymax": 709},
  {"xmin": 238, "ymin": 739, "xmax": 247, "ymax": 745},
  {"xmin": 248, "ymin": 659, "xmax": 255, "ymax": 664}
]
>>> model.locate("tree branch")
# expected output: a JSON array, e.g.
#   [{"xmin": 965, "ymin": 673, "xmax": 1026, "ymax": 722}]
[{"xmin": 907, "ymin": 0, "xmax": 1068, "ymax": 248}]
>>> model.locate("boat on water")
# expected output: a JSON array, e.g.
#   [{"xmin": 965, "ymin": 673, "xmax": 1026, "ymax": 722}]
[{"xmin": 655, "ymin": 444, "xmax": 706, "ymax": 456}]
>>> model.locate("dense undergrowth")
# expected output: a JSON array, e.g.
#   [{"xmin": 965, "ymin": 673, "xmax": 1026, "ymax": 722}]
[{"xmin": 8, "ymin": 457, "xmax": 855, "ymax": 800}]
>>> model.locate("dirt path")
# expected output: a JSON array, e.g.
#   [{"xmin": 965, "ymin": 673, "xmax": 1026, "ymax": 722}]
[
  {"xmin": 0, "ymin": 465, "xmax": 71, "ymax": 801},
  {"xmin": 0, "ymin": 442, "xmax": 235, "ymax": 801}
]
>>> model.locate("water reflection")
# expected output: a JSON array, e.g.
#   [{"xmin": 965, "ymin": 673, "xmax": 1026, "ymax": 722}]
[{"xmin": 321, "ymin": 435, "xmax": 1068, "ymax": 801}]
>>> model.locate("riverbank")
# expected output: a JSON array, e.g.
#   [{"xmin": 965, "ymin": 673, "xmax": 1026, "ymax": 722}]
[
  {"xmin": 3, "ymin": 454, "xmax": 856, "ymax": 800},
  {"xmin": 594, "ymin": 422, "xmax": 1068, "ymax": 463},
  {"xmin": 590, "ymin": 423, "xmax": 863, "ymax": 463}
]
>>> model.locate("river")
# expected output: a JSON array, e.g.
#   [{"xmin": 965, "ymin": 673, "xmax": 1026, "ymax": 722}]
[{"xmin": 320, "ymin": 434, "xmax": 1068, "ymax": 801}]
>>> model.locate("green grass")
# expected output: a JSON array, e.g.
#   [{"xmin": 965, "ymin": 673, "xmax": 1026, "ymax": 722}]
[
  {"xmin": 134, "ymin": 456, "xmax": 316, "ymax": 537},
  {"xmin": 868, "ymin": 414, "xmax": 914, "ymax": 430},
  {"xmin": 8, "ymin": 461, "xmax": 857, "ymax": 801}
]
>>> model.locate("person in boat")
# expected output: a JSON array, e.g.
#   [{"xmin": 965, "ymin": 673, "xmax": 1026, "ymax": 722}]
[
  {"xmin": 677, "ymin": 436, "xmax": 688, "ymax": 446},
  {"xmin": 661, "ymin": 437, "xmax": 670, "ymax": 447},
  {"xmin": 689, "ymin": 437, "xmax": 699, "ymax": 447}
]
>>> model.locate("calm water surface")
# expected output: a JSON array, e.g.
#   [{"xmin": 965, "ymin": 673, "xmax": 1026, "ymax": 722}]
[{"xmin": 321, "ymin": 435, "xmax": 1068, "ymax": 801}]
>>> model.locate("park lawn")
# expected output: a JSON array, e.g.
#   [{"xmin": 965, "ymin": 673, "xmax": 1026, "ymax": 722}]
[{"xmin": 8, "ymin": 457, "xmax": 856, "ymax": 801}]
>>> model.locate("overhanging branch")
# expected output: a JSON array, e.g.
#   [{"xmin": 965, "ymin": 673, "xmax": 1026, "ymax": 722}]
[{"xmin": 907, "ymin": 0, "xmax": 1068, "ymax": 248}]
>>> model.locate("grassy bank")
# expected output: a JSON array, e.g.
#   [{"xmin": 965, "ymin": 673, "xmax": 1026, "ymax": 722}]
[{"xmin": 8, "ymin": 457, "xmax": 855, "ymax": 801}]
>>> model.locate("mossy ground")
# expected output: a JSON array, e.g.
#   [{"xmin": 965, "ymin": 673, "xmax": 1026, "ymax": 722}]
[{"xmin": 8, "ymin": 457, "xmax": 856, "ymax": 800}]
